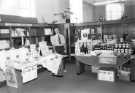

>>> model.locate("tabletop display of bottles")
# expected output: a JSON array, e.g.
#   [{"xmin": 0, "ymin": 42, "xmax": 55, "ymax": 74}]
[
  {"xmin": 93, "ymin": 37, "xmax": 132, "ymax": 56},
  {"xmin": 114, "ymin": 42, "xmax": 132, "ymax": 56},
  {"xmin": 93, "ymin": 44, "xmax": 114, "ymax": 51},
  {"xmin": 113, "ymin": 37, "xmax": 132, "ymax": 56},
  {"xmin": 75, "ymin": 40, "xmax": 92, "ymax": 56}
]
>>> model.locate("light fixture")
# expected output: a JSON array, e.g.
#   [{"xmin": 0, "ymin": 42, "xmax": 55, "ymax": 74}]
[{"xmin": 94, "ymin": 0, "xmax": 126, "ymax": 6}]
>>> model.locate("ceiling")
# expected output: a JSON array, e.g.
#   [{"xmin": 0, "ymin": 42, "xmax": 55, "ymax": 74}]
[
  {"xmin": 84, "ymin": 0, "xmax": 127, "ymax": 5},
  {"xmin": 83, "ymin": 0, "xmax": 94, "ymax": 4},
  {"xmin": 83, "ymin": 0, "xmax": 107, "ymax": 4}
]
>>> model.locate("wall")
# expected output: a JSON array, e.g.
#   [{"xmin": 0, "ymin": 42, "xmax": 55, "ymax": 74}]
[
  {"xmin": 70, "ymin": 0, "xmax": 83, "ymax": 23},
  {"xmin": 35, "ymin": 0, "xmax": 69, "ymax": 23},
  {"xmin": 94, "ymin": 1, "xmax": 135, "ymax": 40},
  {"xmin": 36, "ymin": 0, "xmax": 95, "ymax": 23},
  {"xmin": 93, "ymin": 0, "xmax": 135, "ymax": 21},
  {"xmin": 83, "ymin": 1, "xmax": 94, "ymax": 22},
  {"xmin": 125, "ymin": 0, "xmax": 135, "ymax": 19},
  {"xmin": 93, "ymin": 5, "xmax": 105, "ymax": 21}
]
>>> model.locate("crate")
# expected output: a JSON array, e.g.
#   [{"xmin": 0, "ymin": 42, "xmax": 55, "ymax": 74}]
[
  {"xmin": 99, "ymin": 56, "xmax": 117, "ymax": 65},
  {"xmin": 91, "ymin": 66, "xmax": 99, "ymax": 73},
  {"xmin": 118, "ymin": 70, "xmax": 130, "ymax": 81},
  {"xmin": 98, "ymin": 67, "xmax": 116, "ymax": 82}
]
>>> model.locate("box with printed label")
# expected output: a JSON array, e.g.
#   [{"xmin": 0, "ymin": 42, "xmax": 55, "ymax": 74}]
[{"xmin": 98, "ymin": 67, "xmax": 116, "ymax": 82}]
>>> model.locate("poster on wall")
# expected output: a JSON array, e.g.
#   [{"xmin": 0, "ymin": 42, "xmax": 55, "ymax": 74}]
[
  {"xmin": 6, "ymin": 67, "xmax": 18, "ymax": 88},
  {"xmin": 81, "ymin": 29, "xmax": 90, "ymax": 41},
  {"xmin": 44, "ymin": 28, "xmax": 53, "ymax": 35}
]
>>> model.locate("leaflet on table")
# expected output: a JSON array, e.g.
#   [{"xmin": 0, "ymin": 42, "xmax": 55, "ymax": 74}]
[
  {"xmin": 0, "ymin": 47, "xmax": 35, "ymax": 70},
  {"xmin": 39, "ymin": 54, "xmax": 63, "ymax": 75},
  {"xmin": 0, "ymin": 45, "xmax": 57, "ymax": 72},
  {"xmin": 39, "ymin": 41, "xmax": 52, "ymax": 56},
  {"xmin": 6, "ymin": 48, "xmax": 29, "ymax": 61}
]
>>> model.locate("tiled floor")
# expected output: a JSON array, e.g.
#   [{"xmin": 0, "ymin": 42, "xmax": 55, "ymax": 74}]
[{"xmin": 1, "ymin": 63, "xmax": 135, "ymax": 93}]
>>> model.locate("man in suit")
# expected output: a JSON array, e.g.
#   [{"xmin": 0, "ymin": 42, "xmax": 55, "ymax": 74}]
[
  {"xmin": 51, "ymin": 28, "xmax": 66, "ymax": 77},
  {"xmin": 51, "ymin": 28, "xmax": 66, "ymax": 54}
]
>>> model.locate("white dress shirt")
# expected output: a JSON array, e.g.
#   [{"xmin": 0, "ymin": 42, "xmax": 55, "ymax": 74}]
[{"xmin": 51, "ymin": 34, "xmax": 65, "ymax": 46}]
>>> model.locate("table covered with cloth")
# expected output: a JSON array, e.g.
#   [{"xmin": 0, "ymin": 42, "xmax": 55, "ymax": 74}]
[
  {"xmin": 38, "ymin": 54, "xmax": 64, "ymax": 75},
  {"xmin": 75, "ymin": 55, "xmax": 130, "ymax": 75}
]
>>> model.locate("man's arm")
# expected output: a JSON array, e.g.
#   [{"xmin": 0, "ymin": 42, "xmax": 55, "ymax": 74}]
[
  {"xmin": 51, "ymin": 36, "xmax": 56, "ymax": 46},
  {"xmin": 60, "ymin": 34, "xmax": 65, "ymax": 45},
  {"xmin": 61, "ymin": 35, "xmax": 66, "ymax": 53}
]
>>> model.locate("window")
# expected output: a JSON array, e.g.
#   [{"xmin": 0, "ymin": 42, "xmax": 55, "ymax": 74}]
[
  {"xmin": 70, "ymin": 0, "xmax": 83, "ymax": 23},
  {"xmin": 106, "ymin": 3, "xmax": 124, "ymax": 21},
  {"xmin": 0, "ymin": 0, "xmax": 36, "ymax": 17}
]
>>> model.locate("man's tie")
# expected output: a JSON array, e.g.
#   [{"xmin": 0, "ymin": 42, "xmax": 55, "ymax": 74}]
[{"xmin": 58, "ymin": 34, "xmax": 61, "ymax": 44}]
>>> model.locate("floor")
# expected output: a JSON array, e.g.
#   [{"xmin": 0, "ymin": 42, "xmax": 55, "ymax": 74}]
[{"xmin": 1, "ymin": 63, "xmax": 135, "ymax": 93}]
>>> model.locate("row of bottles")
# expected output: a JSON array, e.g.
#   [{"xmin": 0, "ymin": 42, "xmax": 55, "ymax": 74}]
[
  {"xmin": 114, "ymin": 42, "xmax": 132, "ymax": 55},
  {"xmin": 94, "ymin": 44, "xmax": 114, "ymax": 51},
  {"xmin": 93, "ymin": 43, "xmax": 132, "ymax": 56},
  {"xmin": 75, "ymin": 40, "xmax": 92, "ymax": 55}
]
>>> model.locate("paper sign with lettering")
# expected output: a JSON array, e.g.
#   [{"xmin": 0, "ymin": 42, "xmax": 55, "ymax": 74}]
[{"xmin": 6, "ymin": 67, "xmax": 18, "ymax": 88}]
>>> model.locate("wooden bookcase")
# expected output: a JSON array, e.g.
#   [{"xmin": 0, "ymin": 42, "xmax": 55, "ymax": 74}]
[{"xmin": 0, "ymin": 22, "xmax": 55, "ymax": 49}]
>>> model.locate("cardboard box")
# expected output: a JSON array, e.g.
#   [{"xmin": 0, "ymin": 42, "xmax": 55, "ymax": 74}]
[
  {"xmin": 92, "ymin": 66, "xmax": 99, "ymax": 73},
  {"xmin": 118, "ymin": 70, "xmax": 130, "ymax": 81},
  {"xmin": 98, "ymin": 67, "xmax": 116, "ymax": 82}
]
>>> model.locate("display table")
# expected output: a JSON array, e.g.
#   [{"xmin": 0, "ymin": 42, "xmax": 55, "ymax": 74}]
[
  {"xmin": 7, "ymin": 60, "xmax": 38, "ymax": 83},
  {"xmin": 75, "ymin": 55, "xmax": 130, "ymax": 75}
]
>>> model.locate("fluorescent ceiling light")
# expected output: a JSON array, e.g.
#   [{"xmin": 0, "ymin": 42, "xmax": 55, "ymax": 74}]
[{"xmin": 94, "ymin": 0, "xmax": 126, "ymax": 6}]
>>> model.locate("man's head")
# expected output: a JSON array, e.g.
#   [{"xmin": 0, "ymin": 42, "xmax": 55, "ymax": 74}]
[{"xmin": 54, "ymin": 28, "xmax": 60, "ymax": 34}]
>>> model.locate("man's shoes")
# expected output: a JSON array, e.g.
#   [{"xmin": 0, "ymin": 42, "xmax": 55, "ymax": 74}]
[
  {"xmin": 51, "ymin": 73, "xmax": 64, "ymax": 77},
  {"xmin": 56, "ymin": 75, "xmax": 64, "ymax": 77}
]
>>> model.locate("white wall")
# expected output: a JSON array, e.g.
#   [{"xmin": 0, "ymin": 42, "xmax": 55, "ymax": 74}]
[
  {"xmin": 70, "ymin": 0, "xmax": 83, "ymax": 23},
  {"xmin": 36, "ymin": 0, "xmax": 69, "ymax": 23},
  {"xmin": 36, "ymin": 0, "xmax": 95, "ymax": 23},
  {"xmin": 83, "ymin": 1, "xmax": 94, "ymax": 22}
]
